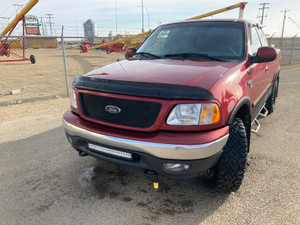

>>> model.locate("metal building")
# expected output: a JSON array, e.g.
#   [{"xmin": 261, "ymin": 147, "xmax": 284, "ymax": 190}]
[{"xmin": 83, "ymin": 19, "xmax": 97, "ymax": 42}]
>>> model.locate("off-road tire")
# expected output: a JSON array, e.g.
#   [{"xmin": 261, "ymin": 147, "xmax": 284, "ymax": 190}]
[
  {"xmin": 206, "ymin": 118, "xmax": 248, "ymax": 192},
  {"xmin": 266, "ymin": 77, "xmax": 279, "ymax": 115}
]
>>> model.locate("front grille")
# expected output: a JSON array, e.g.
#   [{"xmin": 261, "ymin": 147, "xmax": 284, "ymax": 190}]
[{"xmin": 79, "ymin": 93, "xmax": 162, "ymax": 128}]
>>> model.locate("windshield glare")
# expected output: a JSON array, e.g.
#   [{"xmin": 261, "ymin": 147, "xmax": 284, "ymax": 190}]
[{"xmin": 137, "ymin": 21, "xmax": 245, "ymax": 61}]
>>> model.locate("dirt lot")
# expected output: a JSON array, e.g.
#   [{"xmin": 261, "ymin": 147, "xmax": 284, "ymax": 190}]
[{"xmin": 0, "ymin": 49, "xmax": 123, "ymax": 104}]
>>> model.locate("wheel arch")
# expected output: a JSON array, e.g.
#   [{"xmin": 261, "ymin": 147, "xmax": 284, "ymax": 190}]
[
  {"xmin": 227, "ymin": 97, "xmax": 251, "ymax": 124},
  {"xmin": 227, "ymin": 97, "xmax": 251, "ymax": 151}
]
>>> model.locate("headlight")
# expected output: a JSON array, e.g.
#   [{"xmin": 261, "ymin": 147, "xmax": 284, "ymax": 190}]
[
  {"xmin": 166, "ymin": 103, "xmax": 220, "ymax": 126},
  {"xmin": 70, "ymin": 89, "xmax": 77, "ymax": 109}
]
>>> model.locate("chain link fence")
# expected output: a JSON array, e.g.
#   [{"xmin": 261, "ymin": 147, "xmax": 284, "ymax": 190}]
[
  {"xmin": 268, "ymin": 36, "xmax": 300, "ymax": 65},
  {"xmin": 0, "ymin": 33, "xmax": 144, "ymax": 105},
  {"xmin": 1, "ymin": 32, "xmax": 300, "ymax": 106}
]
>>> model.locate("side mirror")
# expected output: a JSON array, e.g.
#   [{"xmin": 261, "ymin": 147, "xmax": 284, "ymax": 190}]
[
  {"xmin": 125, "ymin": 47, "xmax": 137, "ymax": 59},
  {"xmin": 251, "ymin": 46, "xmax": 277, "ymax": 64}
]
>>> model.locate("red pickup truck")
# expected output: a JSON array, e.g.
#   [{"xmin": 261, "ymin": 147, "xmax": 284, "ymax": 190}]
[{"xmin": 63, "ymin": 19, "xmax": 280, "ymax": 192}]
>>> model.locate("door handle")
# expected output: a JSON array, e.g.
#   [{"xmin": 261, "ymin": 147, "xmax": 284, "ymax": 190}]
[{"xmin": 248, "ymin": 80, "xmax": 253, "ymax": 88}]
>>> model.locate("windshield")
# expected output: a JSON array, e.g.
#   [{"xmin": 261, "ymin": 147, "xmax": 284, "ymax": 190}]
[{"xmin": 136, "ymin": 21, "xmax": 245, "ymax": 61}]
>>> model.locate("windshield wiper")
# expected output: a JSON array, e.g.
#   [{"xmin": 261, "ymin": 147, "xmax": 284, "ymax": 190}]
[
  {"xmin": 135, "ymin": 52, "xmax": 161, "ymax": 59},
  {"xmin": 163, "ymin": 53, "xmax": 225, "ymax": 61}
]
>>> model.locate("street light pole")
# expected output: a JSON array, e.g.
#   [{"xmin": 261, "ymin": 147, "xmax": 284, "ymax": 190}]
[
  {"xmin": 141, "ymin": 0, "xmax": 144, "ymax": 32},
  {"xmin": 115, "ymin": 0, "xmax": 118, "ymax": 36},
  {"xmin": 138, "ymin": 6, "xmax": 149, "ymax": 31}
]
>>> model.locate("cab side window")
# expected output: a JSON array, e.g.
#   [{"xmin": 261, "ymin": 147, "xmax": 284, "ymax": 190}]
[{"xmin": 249, "ymin": 26, "xmax": 262, "ymax": 56}]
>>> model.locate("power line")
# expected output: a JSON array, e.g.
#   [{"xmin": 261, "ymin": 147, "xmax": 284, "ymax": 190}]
[
  {"xmin": 257, "ymin": 2, "xmax": 270, "ymax": 25},
  {"xmin": 271, "ymin": 3, "xmax": 300, "ymax": 14},
  {"xmin": 288, "ymin": 17, "xmax": 300, "ymax": 30},
  {"xmin": 0, "ymin": 5, "xmax": 13, "ymax": 16}
]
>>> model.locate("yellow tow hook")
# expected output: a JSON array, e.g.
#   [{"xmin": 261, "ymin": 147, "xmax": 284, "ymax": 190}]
[
  {"xmin": 153, "ymin": 181, "xmax": 159, "ymax": 190},
  {"xmin": 144, "ymin": 170, "xmax": 159, "ymax": 190}
]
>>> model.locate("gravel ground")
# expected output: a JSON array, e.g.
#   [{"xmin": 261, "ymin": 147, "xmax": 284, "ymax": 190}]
[{"xmin": 0, "ymin": 67, "xmax": 299, "ymax": 225}]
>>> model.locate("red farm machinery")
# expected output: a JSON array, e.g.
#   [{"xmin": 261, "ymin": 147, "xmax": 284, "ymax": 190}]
[
  {"xmin": 0, "ymin": 0, "xmax": 38, "ymax": 63},
  {"xmin": 80, "ymin": 39, "xmax": 126, "ymax": 54}
]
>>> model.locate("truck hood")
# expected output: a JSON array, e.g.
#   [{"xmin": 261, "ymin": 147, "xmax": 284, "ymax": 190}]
[{"xmin": 85, "ymin": 59, "xmax": 238, "ymax": 90}]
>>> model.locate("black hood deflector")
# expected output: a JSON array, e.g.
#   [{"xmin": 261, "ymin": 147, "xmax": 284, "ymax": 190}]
[{"xmin": 72, "ymin": 76, "xmax": 214, "ymax": 100}]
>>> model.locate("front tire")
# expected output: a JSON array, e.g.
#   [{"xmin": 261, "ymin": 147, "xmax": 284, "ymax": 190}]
[{"xmin": 206, "ymin": 118, "xmax": 248, "ymax": 192}]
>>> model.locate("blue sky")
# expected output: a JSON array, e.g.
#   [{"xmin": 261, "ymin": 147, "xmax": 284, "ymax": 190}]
[{"xmin": 1, "ymin": 0, "xmax": 300, "ymax": 37}]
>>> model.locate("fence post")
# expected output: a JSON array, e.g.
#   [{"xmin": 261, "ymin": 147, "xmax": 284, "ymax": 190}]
[
  {"xmin": 289, "ymin": 33, "xmax": 297, "ymax": 65},
  {"xmin": 61, "ymin": 25, "xmax": 69, "ymax": 97}
]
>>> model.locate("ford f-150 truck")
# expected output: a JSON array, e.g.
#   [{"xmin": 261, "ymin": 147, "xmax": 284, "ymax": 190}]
[{"xmin": 63, "ymin": 19, "xmax": 280, "ymax": 192}]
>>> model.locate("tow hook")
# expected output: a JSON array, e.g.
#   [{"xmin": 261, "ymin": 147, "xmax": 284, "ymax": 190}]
[
  {"xmin": 78, "ymin": 151, "xmax": 89, "ymax": 157},
  {"xmin": 144, "ymin": 170, "xmax": 159, "ymax": 190}
]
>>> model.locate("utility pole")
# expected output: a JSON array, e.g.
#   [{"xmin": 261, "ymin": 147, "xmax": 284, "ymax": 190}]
[
  {"xmin": 138, "ymin": 6, "xmax": 150, "ymax": 30},
  {"xmin": 115, "ymin": 0, "xmax": 118, "ymax": 36},
  {"xmin": 45, "ymin": 13, "xmax": 54, "ymax": 36},
  {"xmin": 141, "ymin": 0, "xmax": 144, "ymax": 33},
  {"xmin": 258, "ymin": 2, "xmax": 270, "ymax": 25},
  {"xmin": 40, "ymin": 17, "xmax": 44, "ymax": 35},
  {"xmin": 280, "ymin": 9, "xmax": 289, "ymax": 47}
]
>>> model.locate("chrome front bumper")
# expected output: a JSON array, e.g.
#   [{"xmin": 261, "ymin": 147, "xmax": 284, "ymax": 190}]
[{"xmin": 63, "ymin": 119, "xmax": 228, "ymax": 160}]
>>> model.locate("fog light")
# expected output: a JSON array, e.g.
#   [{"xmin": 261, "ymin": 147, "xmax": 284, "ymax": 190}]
[{"xmin": 163, "ymin": 163, "xmax": 190, "ymax": 172}]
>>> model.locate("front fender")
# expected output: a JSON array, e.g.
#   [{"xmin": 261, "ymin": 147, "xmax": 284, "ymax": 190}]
[{"xmin": 227, "ymin": 97, "xmax": 251, "ymax": 125}]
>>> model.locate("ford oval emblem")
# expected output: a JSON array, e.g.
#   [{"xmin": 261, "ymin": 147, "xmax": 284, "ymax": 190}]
[{"xmin": 105, "ymin": 105, "xmax": 121, "ymax": 114}]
